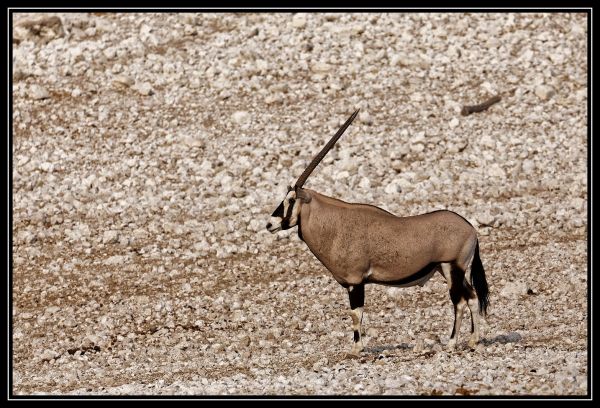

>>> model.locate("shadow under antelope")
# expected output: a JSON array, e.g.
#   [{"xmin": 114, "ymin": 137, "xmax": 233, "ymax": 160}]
[{"xmin": 266, "ymin": 110, "xmax": 489, "ymax": 354}]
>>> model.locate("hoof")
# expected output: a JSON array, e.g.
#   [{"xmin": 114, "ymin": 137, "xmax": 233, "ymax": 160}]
[
  {"xmin": 468, "ymin": 335, "xmax": 479, "ymax": 349},
  {"xmin": 447, "ymin": 339, "xmax": 457, "ymax": 351},
  {"xmin": 349, "ymin": 343, "xmax": 364, "ymax": 356}
]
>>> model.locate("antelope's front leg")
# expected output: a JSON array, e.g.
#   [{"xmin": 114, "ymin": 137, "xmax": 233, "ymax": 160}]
[{"xmin": 347, "ymin": 283, "xmax": 365, "ymax": 355}]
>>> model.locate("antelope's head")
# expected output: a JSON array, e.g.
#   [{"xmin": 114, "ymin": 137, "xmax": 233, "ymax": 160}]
[{"xmin": 266, "ymin": 109, "xmax": 359, "ymax": 233}]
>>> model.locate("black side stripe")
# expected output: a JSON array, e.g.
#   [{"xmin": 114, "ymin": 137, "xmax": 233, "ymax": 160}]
[{"xmin": 271, "ymin": 202, "xmax": 284, "ymax": 217}]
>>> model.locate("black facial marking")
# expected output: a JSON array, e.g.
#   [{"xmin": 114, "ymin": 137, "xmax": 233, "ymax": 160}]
[
  {"xmin": 271, "ymin": 202, "xmax": 284, "ymax": 218},
  {"xmin": 354, "ymin": 331, "xmax": 360, "ymax": 342},
  {"xmin": 286, "ymin": 198, "xmax": 296, "ymax": 218}
]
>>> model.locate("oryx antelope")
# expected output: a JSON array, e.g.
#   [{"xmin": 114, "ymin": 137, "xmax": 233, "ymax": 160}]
[{"xmin": 266, "ymin": 110, "xmax": 489, "ymax": 354}]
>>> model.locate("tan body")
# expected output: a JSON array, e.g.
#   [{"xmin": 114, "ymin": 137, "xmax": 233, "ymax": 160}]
[{"xmin": 299, "ymin": 189, "xmax": 477, "ymax": 288}]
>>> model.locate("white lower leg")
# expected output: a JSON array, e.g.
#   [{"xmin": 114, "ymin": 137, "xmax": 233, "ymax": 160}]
[
  {"xmin": 467, "ymin": 297, "xmax": 481, "ymax": 347},
  {"xmin": 448, "ymin": 299, "xmax": 466, "ymax": 350},
  {"xmin": 350, "ymin": 307, "xmax": 364, "ymax": 354}
]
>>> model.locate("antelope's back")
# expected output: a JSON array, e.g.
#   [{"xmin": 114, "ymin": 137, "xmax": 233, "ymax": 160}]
[{"xmin": 365, "ymin": 209, "xmax": 477, "ymax": 269}]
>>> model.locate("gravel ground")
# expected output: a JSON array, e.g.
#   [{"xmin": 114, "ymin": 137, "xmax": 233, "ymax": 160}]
[{"xmin": 12, "ymin": 12, "xmax": 588, "ymax": 396}]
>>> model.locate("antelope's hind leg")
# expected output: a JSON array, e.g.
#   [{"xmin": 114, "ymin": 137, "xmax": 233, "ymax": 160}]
[
  {"xmin": 466, "ymin": 298, "xmax": 480, "ymax": 348},
  {"xmin": 347, "ymin": 284, "xmax": 365, "ymax": 355},
  {"xmin": 461, "ymin": 251, "xmax": 482, "ymax": 348},
  {"xmin": 442, "ymin": 263, "xmax": 468, "ymax": 351}
]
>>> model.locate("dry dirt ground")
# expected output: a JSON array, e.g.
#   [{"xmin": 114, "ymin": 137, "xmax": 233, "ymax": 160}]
[{"xmin": 11, "ymin": 12, "xmax": 588, "ymax": 396}]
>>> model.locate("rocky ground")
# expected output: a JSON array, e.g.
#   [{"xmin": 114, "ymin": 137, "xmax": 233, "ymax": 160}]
[{"xmin": 11, "ymin": 12, "xmax": 588, "ymax": 396}]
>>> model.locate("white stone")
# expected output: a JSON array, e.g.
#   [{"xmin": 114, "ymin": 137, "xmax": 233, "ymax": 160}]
[
  {"xmin": 500, "ymin": 281, "xmax": 529, "ymax": 298},
  {"xmin": 134, "ymin": 82, "xmax": 154, "ymax": 96},
  {"xmin": 231, "ymin": 111, "xmax": 251, "ymax": 125},
  {"xmin": 488, "ymin": 164, "xmax": 506, "ymax": 179},
  {"xmin": 103, "ymin": 230, "xmax": 119, "ymax": 244},
  {"xmin": 104, "ymin": 255, "xmax": 126, "ymax": 265},
  {"xmin": 385, "ymin": 182, "xmax": 401, "ymax": 195},
  {"xmin": 359, "ymin": 110, "xmax": 373, "ymax": 125},
  {"xmin": 359, "ymin": 177, "xmax": 371, "ymax": 189},
  {"xmin": 292, "ymin": 14, "xmax": 307, "ymax": 28},
  {"xmin": 522, "ymin": 159, "xmax": 536, "ymax": 174},
  {"xmin": 476, "ymin": 213, "xmax": 496, "ymax": 226},
  {"xmin": 311, "ymin": 62, "xmax": 332, "ymax": 73},
  {"xmin": 113, "ymin": 75, "xmax": 134, "ymax": 87},
  {"xmin": 29, "ymin": 85, "xmax": 49, "ymax": 100},
  {"xmin": 535, "ymin": 85, "xmax": 556, "ymax": 101}
]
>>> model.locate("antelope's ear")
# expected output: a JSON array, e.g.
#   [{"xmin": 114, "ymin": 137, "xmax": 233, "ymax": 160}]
[{"xmin": 296, "ymin": 188, "xmax": 312, "ymax": 203}]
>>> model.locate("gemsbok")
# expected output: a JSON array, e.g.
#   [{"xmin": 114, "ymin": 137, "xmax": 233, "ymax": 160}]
[{"xmin": 266, "ymin": 110, "xmax": 489, "ymax": 354}]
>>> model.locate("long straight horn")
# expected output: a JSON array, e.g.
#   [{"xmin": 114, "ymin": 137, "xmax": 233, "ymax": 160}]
[{"xmin": 294, "ymin": 109, "xmax": 360, "ymax": 188}]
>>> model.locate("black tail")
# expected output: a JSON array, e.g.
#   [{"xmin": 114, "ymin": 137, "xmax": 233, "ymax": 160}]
[{"xmin": 470, "ymin": 241, "xmax": 489, "ymax": 316}]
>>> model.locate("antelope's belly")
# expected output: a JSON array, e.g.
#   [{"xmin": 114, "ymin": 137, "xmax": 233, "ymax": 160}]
[{"xmin": 365, "ymin": 263, "xmax": 439, "ymax": 287}]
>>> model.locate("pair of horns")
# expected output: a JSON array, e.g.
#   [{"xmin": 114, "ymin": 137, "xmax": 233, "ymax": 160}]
[{"xmin": 294, "ymin": 109, "xmax": 360, "ymax": 188}]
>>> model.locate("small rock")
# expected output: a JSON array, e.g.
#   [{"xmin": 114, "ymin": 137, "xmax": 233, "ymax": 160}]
[
  {"xmin": 334, "ymin": 170, "xmax": 350, "ymax": 180},
  {"xmin": 522, "ymin": 159, "xmax": 536, "ymax": 174},
  {"xmin": 390, "ymin": 53, "xmax": 413, "ymax": 66},
  {"xmin": 410, "ymin": 143, "xmax": 425, "ymax": 153},
  {"xmin": 45, "ymin": 306, "xmax": 60, "ymax": 315},
  {"xmin": 449, "ymin": 117, "xmax": 459, "ymax": 128},
  {"xmin": 134, "ymin": 82, "xmax": 154, "ymax": 96},
  {"xmin": 118, "ymin": 235, "xmax": 130, "ymax": 246},
  {"xmin": 189, "ymin": 77, "xmax": 201, "ymax": 89},
  {"xmin": 500, "ymin": 281, "xmax": 529, "ymax": 298},
  {"xmin": 265, "ymin": 94, "xmax": 283, "ymax": 105},
  {"xmin": 40, "ymin": 349, "xmax": 58, "ymax": 362},
  {"xmin": 311, "ymin": 62, "xmax": 332, "ymax": 74},
  {"xmin": 113, "ymin": 75, "xmax": 135, "ymax": 88},
  {"xmin": 104, "ymin": 255, "xmax": 126, "ymax": 266},
  {"xmin": 570, "ymin": 197, "xmax": 585, "ymax": 211},
  {"xmin": 359, "ymin": 177, "xmax": 371, "ymax": 189},
  {"xmin": 103, "ymin": 47, "xmax": 117, "ymax": 60},
  {"xmin": 535, "ymin": 85, "xmax": 556, "ymax": 101},
  {"xmin": 385, "ymin": 182, "xmax": 401, "ymax": 195},
  {"xmin": 103, "ymin": 230, "xmax": 119, "ymax": 244},
  {"xmin": 231, "ymin": 111, "xmax": 251, "ymax": 125},
  {"xmin": 13, "ymin": 66, "xmax": 29, "ymax": 81},
  {"xmin": 292, "ymin": 14, "xmax": 307, "ymax": 28},
  {"xmin": 487, "ymin": 164, "xmax": 506, "ymax": 179},
  {"xmin": 359, "ymin": 111, "xmax": 373, "ymax": 125},
  {"xmin": 211, "ymin": 343, "xmax": 224, "ymax": 352},
  {"xmin": 476, "ymin": 213, "xmax": 496, "ymax": 226},
  {"xmin": 239, "ymin": 336, "xmax": 251, "ymax": 347},
  {"xmin": 312, "ymin": 357, "xmax": 328, "ymax": 371},
  {"xmin": 29, "ymin": 85, "xmax": 50, "ymax": 100},
  {"xmin": 504, "ymin": 332, "xmax": 523, "ymax": 343}
]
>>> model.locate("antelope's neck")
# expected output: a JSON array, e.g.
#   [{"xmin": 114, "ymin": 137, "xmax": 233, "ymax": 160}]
[{"xmin": 298, "ymin": 192, "xmax": 342, "ymax": 261}]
